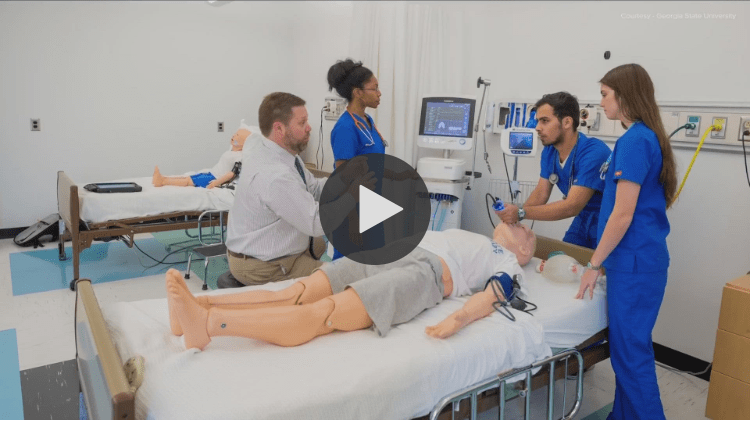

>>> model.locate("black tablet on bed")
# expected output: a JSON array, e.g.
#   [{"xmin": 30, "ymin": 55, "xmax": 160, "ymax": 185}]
[{"xmin": 83, "ymin": 182, "xmax": 142, "ymax": 193}]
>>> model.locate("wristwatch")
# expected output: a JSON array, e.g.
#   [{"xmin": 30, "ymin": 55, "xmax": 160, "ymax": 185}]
[
  {"xmin": 586, "ymin": 262, "xmax": 601, "ymax": 271},
  {"xmin": 517, "ymin": 207, "xmax": 526, "ymax": 221}
]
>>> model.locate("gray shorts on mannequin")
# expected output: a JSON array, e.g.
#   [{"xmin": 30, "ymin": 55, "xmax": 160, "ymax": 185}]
[{"xmin": 318, "ymin": 247, "xmax": 444, "ymax": 337}]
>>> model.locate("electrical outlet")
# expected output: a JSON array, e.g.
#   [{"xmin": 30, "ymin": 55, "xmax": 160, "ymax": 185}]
[
  {"xmin": 739, "ymin": 116, "xmax": 750, "ymax": 142},
  {"xmin": 685, "ymin": 115, "xmax": 701, "ymax": 137},
  {"xmin": 217, "ymin": 122, "xmax": 224, "ymax": 132},
  {"xmin": 711, "ymin": 117, "xmax": 727, "ymax": 139},
  {"xmin": 30, "ymin": 118, "xmax": 40, "ymax": 131}
]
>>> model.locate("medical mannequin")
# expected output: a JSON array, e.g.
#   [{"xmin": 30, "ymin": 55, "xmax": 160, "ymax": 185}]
[
  {"xmin": 167, "ymin": 223, "xmax": 536, "ymax": 350},
  {"xmin": 152, "ymin": 127, "xmax": 251, "ymax": 189}
]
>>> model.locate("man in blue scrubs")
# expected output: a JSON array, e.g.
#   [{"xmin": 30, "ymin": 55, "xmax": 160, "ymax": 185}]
[{"xmin": 496, "ymin": 92, "xmax": 611, "ymax": 249}]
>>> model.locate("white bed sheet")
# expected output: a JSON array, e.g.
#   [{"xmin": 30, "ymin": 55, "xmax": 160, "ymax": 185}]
[
  {"xmin": 100, "ymin": 257, "xmax": 607, "ymax": 420},
  {"xmin": 524, "ymin": 257, "xmax": 608, "ymax": 348},
  {"xmin": 79, "ymin": 176, "xmax": 235, "ymax": 224}
]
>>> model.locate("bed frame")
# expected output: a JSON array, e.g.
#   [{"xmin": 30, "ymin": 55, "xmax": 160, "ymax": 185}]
[
  {"xmin": 74, "ymin": 235, "xmax": 608, "ymax": 420},
  {"xmin": 58, "ymin": 169, "xmax": 332, "ymax": 291},
  {"xmin": 57, "ymin": 171, "xmax": 232, "ymax": 291}
]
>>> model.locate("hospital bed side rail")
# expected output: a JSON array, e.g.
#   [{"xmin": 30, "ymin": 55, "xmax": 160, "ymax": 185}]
[
  {"xmin": 75, "ymin": 279, "xmax": 135, "ymax": 420},
  {"xmin": 429, "ymin": 349, "xmax": 585, "ymax": 420}
]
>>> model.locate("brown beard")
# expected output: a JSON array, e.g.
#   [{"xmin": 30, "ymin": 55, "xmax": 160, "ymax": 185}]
[{"xmin": 284, "ymin": 135, "xmax": 308, "ymax": 154}]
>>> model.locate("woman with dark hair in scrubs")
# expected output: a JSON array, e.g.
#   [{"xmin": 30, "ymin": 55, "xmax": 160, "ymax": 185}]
[
  {"xmin": 326, "ymin": 59, "xmax": 388, "ymax": 260},
  {"xmin": 576, "ymin": 63, "xmax": 678, "ymax": 420},
  {"xmin": 327, "ymin": 59, "xmax": 387, "ymax": 167}
]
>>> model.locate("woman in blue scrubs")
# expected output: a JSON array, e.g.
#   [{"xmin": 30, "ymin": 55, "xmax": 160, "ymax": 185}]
[
  {"xmin": 576, "ymin": 64, "xmax": 678, "ymax": 420},
  {"xmin": 327, "ymin": 59, "xmax": 387, "ymax": 259},
  {"xmin": 327, "ymin": 59, "xmax": 386, "ymax": 167}
]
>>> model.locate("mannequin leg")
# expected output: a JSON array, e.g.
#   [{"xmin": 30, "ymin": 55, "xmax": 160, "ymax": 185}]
[
  {"xmin": 166, "ymin": 269, "xmax": 333, "ymax": 336},
  {"xmin": 152, "ymin": 166, "xmax": 193, "ymax": 187},
  {"xmin": 168, "ymin": 280, "xmax": 372, "ymax": 349},
  {"xmin": 204, "ymin": 269, "xmax": 333, "ymax": 308}
]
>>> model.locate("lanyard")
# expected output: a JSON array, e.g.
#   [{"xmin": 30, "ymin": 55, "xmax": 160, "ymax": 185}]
[
  {"xmin": 347, "ymin": 110, "xmax": 388, "ymax": 148},
  {"xmin": 600, "ymin": 152, "xmax": 613, "ymax": 180}
]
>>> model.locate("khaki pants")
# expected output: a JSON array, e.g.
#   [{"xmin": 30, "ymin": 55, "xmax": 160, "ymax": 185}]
[{"xmin": 228, "ymin": 237, "xmax": 326, "ymax": 286}]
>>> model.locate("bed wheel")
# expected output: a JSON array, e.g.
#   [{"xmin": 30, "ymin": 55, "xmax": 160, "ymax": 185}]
[
  {"xmin": 202, "ymin": 284, "xmax": 208, "ymax": 291},
  {"xmin": 185, "ymin": 273, "xmax": 190, "ymax": 279},
  {"xmin": 70, "ymin": 279, "xmax": 77, "ymax": 291}
]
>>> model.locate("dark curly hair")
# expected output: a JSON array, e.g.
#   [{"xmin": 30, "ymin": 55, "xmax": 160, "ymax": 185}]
[{"xmin": 327, "ymin": 58, "xmax": 374, "ymax": 102}]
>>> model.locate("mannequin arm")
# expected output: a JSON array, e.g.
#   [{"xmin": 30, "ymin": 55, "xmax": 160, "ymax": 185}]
[
  {"xmin": 207, "ymin": 171, "xmax": 236, "ymax": 189},
  {"xmin": 425, "ymin": 286, "xmax": 500, "ymax": 339}
]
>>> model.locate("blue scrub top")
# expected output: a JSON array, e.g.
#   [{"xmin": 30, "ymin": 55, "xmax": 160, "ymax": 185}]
[
  {"xmin": 330, "ymin": 112, "xmax": 386, "ymax": 260},
  {"xmin": 331, "ymin": 111, "xmax": 386, "ymax": 164},
  {"xmin": 540, "ymin": 132, "xmax": 611, "ymax": 214},
  {"xmin": 598, "ymin": 121, "xmax": 670, "ymax": 273}
]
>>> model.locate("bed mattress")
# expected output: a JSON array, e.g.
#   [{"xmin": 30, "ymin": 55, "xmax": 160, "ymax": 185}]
[
  {"xmin": 79, "ymin": 176, "xmax": 235, "ymax": 224},
  {"xmin": 101, "ymin": 257, "xmax": 607, "ymax": 419}
]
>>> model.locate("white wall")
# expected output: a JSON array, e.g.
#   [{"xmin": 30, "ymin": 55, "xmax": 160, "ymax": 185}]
[
  {"xmin": 291, "ymin": 2, "xmax": 354, "ymax": 174},
  {"xmin": 0, "ymin": 1, "xmax": 298, "ymax": 228}
]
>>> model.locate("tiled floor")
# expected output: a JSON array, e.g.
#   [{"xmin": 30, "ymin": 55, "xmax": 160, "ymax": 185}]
[{"xmin": 0, "ymin": 235, "xmax": 710, "ymax": 419}]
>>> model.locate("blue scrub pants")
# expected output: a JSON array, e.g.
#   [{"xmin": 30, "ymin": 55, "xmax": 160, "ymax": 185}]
[
  {"xmin": 563, "ymin": 210, "xmax": 599, "ymax": 249},
  {"xmin": 605, "ymin": 267, "xmax": 668, "ymax": 420}
]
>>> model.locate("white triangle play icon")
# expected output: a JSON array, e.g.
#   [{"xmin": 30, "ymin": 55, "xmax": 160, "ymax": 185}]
[{"xmin": 359, "ymin": 185, "xmax": 403, "ymax": 233}]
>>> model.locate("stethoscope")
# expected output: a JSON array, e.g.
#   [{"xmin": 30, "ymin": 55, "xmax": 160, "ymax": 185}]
[
  {"xmin": 347, "ymin": 110, "xmax": 388, "ymax": 148},
  {"xmin": 549, "ymin": 135, "xmax": 579, "ymax": 200}
]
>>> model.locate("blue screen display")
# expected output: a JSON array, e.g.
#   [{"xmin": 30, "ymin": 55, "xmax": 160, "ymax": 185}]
[
  {"xmin": 422, "ymin": 102, "xmax": 472, "ymax": 137},
  {"xmin": 509, "ymin": 131, "xmax": 534, "ymax": 150}
]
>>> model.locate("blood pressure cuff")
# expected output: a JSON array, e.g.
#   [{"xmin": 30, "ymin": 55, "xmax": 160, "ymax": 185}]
[{"xmin": 485, "ymin": 272, "xmax": 515, "ymax": 301}]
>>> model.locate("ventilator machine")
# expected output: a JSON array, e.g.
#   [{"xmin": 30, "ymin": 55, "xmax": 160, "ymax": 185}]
[{"xmin": 416, "ymin": 96, "xmax": 476, "ymax": 231}]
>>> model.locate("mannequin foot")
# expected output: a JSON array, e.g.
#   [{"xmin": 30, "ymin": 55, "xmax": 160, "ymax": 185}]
[
  {"xmin": 166, "ymin": 269, "xmax": 208, "ymax": 336},
  {"xmin": 153, "ymin": 166, "xmax": 164, "ymax": 187},
  {"xmin": 167, "ymin": 278, "xmax": 211, "ymax": 350}
]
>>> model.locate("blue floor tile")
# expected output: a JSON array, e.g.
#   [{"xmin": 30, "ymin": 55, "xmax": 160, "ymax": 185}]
[
  {"xmin": 10, "ymin": 239, "xmax": 187, "ymax": 296},
  {"xmin": 0, "ymin": 329, "xmax": 24, "ymax": 420}
]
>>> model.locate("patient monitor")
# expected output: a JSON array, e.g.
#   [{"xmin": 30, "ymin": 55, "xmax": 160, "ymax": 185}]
[
  {"xmin": 416, "ymin": 95, "xmax": 477, "ymax": 231},
  {"xmin": 417, "ymin": 96, "xmax": 476, "ymax": 151},
  {"xmin": 500, "ymin": 127, "xmax": 539, "ymax": 157}
]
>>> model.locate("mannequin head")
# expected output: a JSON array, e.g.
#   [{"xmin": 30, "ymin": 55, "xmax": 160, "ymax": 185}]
[
  {"xmin": 492, "ymin": 223, "xmax": 536, "ymax": 266},
  {"xmin": 230, "ymin": 128, "xmax": 251, "ymax": 151}
]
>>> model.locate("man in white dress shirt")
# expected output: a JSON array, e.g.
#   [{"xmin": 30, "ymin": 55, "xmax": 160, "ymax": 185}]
[
  {"xmin": 225, "ymin": 92, "xmax": 329, "ymax": 285},
  {"xmin": 226, "ymin": 92, "xmax": 374, "ymax": 285}
]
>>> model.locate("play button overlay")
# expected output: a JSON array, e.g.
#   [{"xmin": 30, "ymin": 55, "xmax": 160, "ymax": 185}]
[
  {"xmin": 319, "ymin": 153, "xmax": 431, "ymax": 265},
  {"xmin": 359, "ymin": 186, "xmax": 402, "ymax": 233}
]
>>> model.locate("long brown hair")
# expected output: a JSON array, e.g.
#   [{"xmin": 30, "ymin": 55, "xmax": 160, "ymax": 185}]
[{"xmin": 600, "ymin": 64, "xmax": 677, "ymax": 208}]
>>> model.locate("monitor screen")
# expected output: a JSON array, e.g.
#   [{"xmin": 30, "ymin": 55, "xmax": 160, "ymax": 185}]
[
  {"xmin": 509, "ymin": 131, "xmax": 534, "ymax": 150},
  {"xmin": 419, "ymin": 97, "xmax": 475, "ymax": 138}
]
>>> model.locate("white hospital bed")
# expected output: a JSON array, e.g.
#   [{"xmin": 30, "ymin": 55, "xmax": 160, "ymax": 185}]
[{"xmin": 74, "ymin": 236, "xmax": 608, "ymax": 419}]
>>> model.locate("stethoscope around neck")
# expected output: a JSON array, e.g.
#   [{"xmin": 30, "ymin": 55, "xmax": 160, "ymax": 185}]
[
  {"xmin": 549, "ymin": 137, "xmax": 579, "ymax": 200},
  {"xmin": 347, "ymin": 110, "xmax": 388, "ymax": 148}
]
